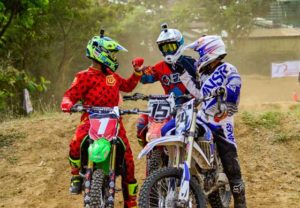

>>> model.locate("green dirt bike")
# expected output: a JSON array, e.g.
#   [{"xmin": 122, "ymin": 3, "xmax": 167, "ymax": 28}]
[{"xmin": 71, "ymin": 104, "xmax": 140, "ymax": 208}]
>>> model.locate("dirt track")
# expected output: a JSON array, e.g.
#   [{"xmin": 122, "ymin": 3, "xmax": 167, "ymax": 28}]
[{"xmin": 0, "ymin": 76, "xmax": 300, "ymax": 208}]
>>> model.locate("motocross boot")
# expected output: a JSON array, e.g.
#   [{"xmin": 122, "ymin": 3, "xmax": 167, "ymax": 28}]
[
  {"xmin": 221, "ymin": 152, "xmax": 247, "ymax": 208},
  {"xmin": 70, "ymin": 175, "xmax": 83, "ymax": 194},
  {"xmin": 230, "ymin": 179, "xmax": 247, "ymax": 208},
  {"xmin": 69, "ymin": 157, "xmax": 82, "ymax": 194},
  {"xmin": 123, "ymin": 180, "xmax": 138, "ymax": 208}
]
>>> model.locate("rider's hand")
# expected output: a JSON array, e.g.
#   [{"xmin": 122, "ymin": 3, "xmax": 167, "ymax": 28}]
[
  {"xmin": 214, "ymin": 103, "xmax": 228, "ymax": 122},
  {"xmin": 132, "ymin": 57, "xmax": 144, "ymax": 72},
  {"xmin": 213, "ymin": 86, "xmax": 226, "ymax": 96},
  {"xmin": 174, "ymin": 61, "xmax": 185, "ymax": 75},
  {"xmin": 61, "ymin": 98, "xmax": 73, "ymax": 112}
]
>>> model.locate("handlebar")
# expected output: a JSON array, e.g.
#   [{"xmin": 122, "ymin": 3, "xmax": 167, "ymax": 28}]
[
  {"xmin": 70, "ymin": 104, "xmax": 149, "ymax": 115},
  {"xmin": 72, "ymin": 88, "xmax": 225, "ymax": 114},
  {"xmin": 123, "ymin": 88, "xmax": 225, "ymax": 107},
  {"xmin": 123, "ymin": 93, "xmax": 149, "ymax": 101},
  {"xmin": 120, "ymin": 108, "xmax": 149, "ymax": 115}
]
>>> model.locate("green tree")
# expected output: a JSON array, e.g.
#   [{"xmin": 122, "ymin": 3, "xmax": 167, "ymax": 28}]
[{"xmin": 0, "ymin": 0, "xmax": 48, "ymax": 40}]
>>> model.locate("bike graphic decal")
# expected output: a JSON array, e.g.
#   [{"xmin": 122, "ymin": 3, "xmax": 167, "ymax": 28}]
[
  {"xmin": 138, "ymin": 135, "xmax": 184, "ymax": 159},
  {"xmin": 175, "ymin": 99, "xmax": 194, "ymax": 135},
  {"xmin": 179, "ymin": 162, "xmax": 190, "ymax": 201},
  {"xmin": 89, "ymin": 117, "xmax": 118, "ymax": 141}
]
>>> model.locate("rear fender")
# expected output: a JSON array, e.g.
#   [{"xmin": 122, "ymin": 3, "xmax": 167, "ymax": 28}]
[{"xmin": 138, "ymin": 135, "xmax": 184, "ymax": 159}]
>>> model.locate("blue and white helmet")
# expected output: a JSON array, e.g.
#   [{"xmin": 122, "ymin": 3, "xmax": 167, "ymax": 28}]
[
  {"xmin": 156, "ymin": 23, "xmax": 184, "ymax": 64},
  {"xmin": 186, "ymin": 35, "xmax": 226, "ymax": 71}
]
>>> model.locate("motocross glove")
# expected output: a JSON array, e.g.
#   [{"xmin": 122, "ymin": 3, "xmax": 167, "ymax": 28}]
[
  {"xmin": 174, "ymin": 61, "xmax": 186, "ymax": 75},
  {"xmin": 132, "ymin": 57, "xmax": 144, "ymax": 72},
  {"xmin": 61, "ymin": 97, "xmax": 73, "ymax": 112},
  {"xmin": 212, "ymin": 86, "xmax": 227, "ymax": 97},
  {"xmin": 214, "ymin": 103, "xmax": 228, "ymax": 122}
]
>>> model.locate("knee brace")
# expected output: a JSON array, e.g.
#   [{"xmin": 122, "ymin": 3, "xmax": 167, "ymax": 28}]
[
  {"xmin": 69, "ymin": 156, "xmax": 81, "ymax": 175},
  {"xmin": 69, "ymin": 156, "xmax": 81, "ymax": 168}
]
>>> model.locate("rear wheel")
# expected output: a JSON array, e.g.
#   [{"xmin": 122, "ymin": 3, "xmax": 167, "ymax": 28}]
[
  {"xmin": 208, "ymin": 185, "xmax": 231, "ymax": 208},
  {"xmin": 139, "ymin": 167, "xmax": 206, "ymax": 208}
]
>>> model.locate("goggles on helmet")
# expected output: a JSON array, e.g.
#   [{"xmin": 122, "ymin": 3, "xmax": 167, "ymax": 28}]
[{"xmin": 159, "ymin": 42, "xmax": 179, "ymax": 55}]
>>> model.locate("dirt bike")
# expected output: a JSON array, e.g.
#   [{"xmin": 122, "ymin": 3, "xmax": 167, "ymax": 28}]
[
  {"xmin": 138, "ymin": 89, "xmax": 231, "ymax": 208},
  {"xmin": 70, "ymin": 104, "xmax": 141, "ymax": 208},
  {"xmin": 123, "ymin": 93, "xmax": 175, "ymax": 175}
]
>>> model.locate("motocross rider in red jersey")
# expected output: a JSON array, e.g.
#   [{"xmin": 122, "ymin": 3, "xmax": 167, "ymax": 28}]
[
  {"xmin": 135, "ymin": 23, "xmax": 197, "ymax": 146},
  {"xmin": 61, "ymin": 35, "xmax": 143, "ymax": 208}
]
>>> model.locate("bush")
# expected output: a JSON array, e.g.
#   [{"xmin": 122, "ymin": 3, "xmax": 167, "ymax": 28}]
[{"xmin": 0, "ymin": 66, "xmax": 50, "ymax": 116}]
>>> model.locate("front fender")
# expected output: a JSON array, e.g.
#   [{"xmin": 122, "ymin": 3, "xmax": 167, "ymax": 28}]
[
  {"xmin": 138, "ymin": 135, "xmax": 184, "ymax": 159},
  {"xmin": 88, "ymin": 138, "xmax": 111, "ymax": 163}
]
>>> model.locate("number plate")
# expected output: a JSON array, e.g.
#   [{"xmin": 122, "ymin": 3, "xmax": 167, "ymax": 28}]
[
  {"xmin": 175, "ymin": 99, "xmax": 194, "ymax": 135},
  {"xmin": 148, "ymin": 99, "xmax": 171, "ymax": 120}
]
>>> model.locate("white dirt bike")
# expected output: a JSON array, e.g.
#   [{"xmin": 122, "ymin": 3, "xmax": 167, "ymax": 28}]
[{"xmin": 138, "ymin": 90, "xmax": 231, "ymax": 208}]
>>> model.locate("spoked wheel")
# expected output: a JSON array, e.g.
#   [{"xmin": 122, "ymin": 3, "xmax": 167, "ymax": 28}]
[
  {"xmin": 147, "ymin": 148, "xmax": 164, "ymax": 175},
  {"xmin": 85, "ymin": 169, "xmax": 107, "ymax": 208},
  {"xmin": 208, "ymin": 184, "xmax": 231, "ymax": 208},
  {"xmin": 139, "ymin": 167, "xmax": 206, "ymax": 208}
]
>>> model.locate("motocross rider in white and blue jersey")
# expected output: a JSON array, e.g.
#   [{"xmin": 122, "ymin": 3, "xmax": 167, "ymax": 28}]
[{"xmin": 161, "ymin": 35, "xmax": 247, "ymax": 208}]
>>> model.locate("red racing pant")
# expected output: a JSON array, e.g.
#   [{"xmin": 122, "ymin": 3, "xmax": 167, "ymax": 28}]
[
  {"xmin": 136, "ymin": 114, "xmax": 148, "ymax": 147},
  {"xmin": 69, "ymin": 118, "xmax": 136, "ymax": 184}
]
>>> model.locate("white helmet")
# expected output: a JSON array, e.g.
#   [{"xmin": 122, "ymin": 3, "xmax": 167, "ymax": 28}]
[
  {"xmin": 156, "ymin": 23, "xmax": 184, "ymax": 64},
  {"xmin": 186, "ymin": 35, "xmax": 226, "ymax": 70}
]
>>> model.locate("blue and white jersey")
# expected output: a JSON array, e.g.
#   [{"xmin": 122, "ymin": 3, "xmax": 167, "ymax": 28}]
[{"xmin": 180, "ymin": 62, "xmax": 241, "ymax": 145}]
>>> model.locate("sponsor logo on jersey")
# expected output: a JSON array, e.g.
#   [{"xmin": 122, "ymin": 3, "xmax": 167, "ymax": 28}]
[
  {"xmin": 226, "ymin": 123, "xmax": 235, "ymax": 142},
  {"xmin": 106, "ymin": 75, "xmax": 116, "ymax": 86},
  {"xmin": 161, "ymin": 73, "xmax": 181, "ymax": 86},
  {"xmin": 201, "ymin": 65, "xmax": 229, "ymax": 96}
]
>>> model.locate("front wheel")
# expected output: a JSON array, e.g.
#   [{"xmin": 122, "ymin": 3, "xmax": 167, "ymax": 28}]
[
  {"xmin": 86, "ymin": 169, "xmax": 106, "ymax": 208},
  {"xmin": 147, "ymin": 148, "xmax": 166, "ymax": 175},
  {"xmin": 138, "ymin": 167, "xmax": 207, "ymax": 208}
]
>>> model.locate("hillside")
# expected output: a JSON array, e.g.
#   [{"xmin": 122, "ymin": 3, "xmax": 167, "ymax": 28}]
[{"xmin": 0, "ymin": 76, "xmax": 300, "ymax": 207}]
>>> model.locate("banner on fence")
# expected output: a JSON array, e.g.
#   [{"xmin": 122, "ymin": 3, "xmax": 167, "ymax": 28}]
[{"xmin": 271, "ymin": 61, "xmax": 300, "ymax": 78}]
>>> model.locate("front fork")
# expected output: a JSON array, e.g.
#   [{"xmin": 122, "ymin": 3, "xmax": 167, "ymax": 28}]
[
  {"xmin": 107, "ymin": 137, "xmax": 117, "ymax": 207},
  {"xmin": 178, "ymin": 109, "xmax": 198, "ymax": 204},
  {"xmin": 83, "ymin": 138, "xmax": 117, "ymax": 207},
  {"xmin": 83, "ymin": 160, "xmax": 94, "ymax": 206}
]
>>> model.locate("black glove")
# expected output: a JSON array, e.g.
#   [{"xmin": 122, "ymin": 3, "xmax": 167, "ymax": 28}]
[
  {"xmin": 174, "ymin": 62, "xmax": 186, "ymax": 75},
  {"xmin": 213, "ymin": 86, "xmax": 227, "ymax": 97}
]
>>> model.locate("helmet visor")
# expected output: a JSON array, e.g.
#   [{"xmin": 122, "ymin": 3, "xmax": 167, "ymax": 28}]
[{"xmin": 159, "ymin": 42, "xmax": 179, "ymax": 55}]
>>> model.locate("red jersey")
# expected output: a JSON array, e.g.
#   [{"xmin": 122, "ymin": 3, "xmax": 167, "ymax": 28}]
[
  {"xmin": 140, "ymin": 56, "xmax": 196, "ymax": 97},
  {"xmin": 62, "ymin": 67, "xmax": 141, "ymax": 120}
]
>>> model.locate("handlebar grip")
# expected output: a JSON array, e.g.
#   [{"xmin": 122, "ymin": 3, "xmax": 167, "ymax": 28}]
[
  {"xmin": 217, "ymin": 87, "xmax": 226, "ymax": 96},
  {"xmin": 122, "ymin": 96, "xmax": 132, "ymax": 100},
  {"xmin": 122, "ymin": 93, "xmax": 149, "ymax": 101},
  {"xmin": 70, "ymin": 104, "xmax": 85, "ymax": 112}
]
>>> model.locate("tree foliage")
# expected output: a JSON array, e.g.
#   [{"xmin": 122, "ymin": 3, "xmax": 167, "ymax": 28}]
[
  {"xmin": 0, "ymin": 0, "xmax": 277, "ymax": 116},
  {"xmin": 0, "ymin": 66, "xmax": 49, "ymax": 113},
  {"xmin": 169, "ymin": 0, "xmax": 275, "ymax": 39},
  {"xmin": 0, "ymin": 0, "xmax": 48, "ymax": 40}
]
